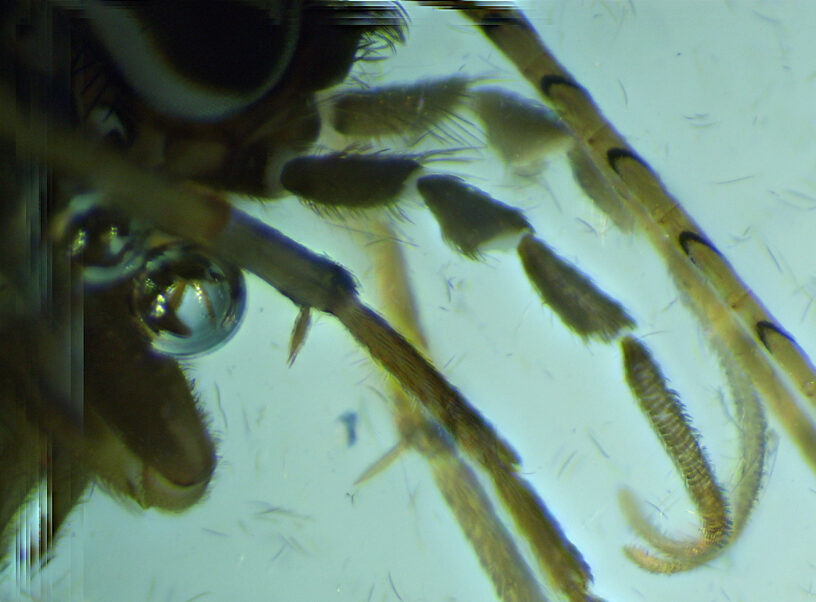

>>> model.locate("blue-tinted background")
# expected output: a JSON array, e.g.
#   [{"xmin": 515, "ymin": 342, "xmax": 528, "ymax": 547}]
[{"xmin": 4, "ymin": 1, "xmax": 816, "ymax": 600}]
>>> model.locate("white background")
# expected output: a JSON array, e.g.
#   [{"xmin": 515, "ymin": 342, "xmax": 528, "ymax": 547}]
[{"xmin": 4, "ymin": 1, "xmax": 816, "ymax": 601}]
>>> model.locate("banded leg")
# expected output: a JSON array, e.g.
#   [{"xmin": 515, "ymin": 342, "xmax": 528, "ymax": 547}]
[
  {"xmin": 411, "ymin": 1, "xmax": 816, "ymax": 472},
  {"xmin": 3, "ymin": 3, "xmax": 813, "ymax": 601}
]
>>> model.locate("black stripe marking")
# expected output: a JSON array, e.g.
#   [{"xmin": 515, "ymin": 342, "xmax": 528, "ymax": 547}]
[
  {"xmin": 607, "ymin": 147, "xmax": 647, "ymax": 175},
  {"xmin": 678, "ymin": 231, "xmax": 721, "ymax": 261},
  {"xmin": 757, "ymin": 320, "xmax": 794, "ymax": 351},
  {"xmin": 540, "ymin": 74, "xmax": 581, "ymax": 98}
]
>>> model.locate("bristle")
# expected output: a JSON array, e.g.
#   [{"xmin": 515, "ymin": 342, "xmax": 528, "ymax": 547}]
[
  {"xmin": 329, "ymin": 75, "xmax": 473, "ymax": 144},
  {"xmin": 417, "ymin": 174, "xmax": 532, "ymax": 258},
  {"xmin": 470, "ymin": 86, "xmax": 573, "ymax": 171},
  {"xmin": 518, "ymin": 234, "xmax": 635, "ymax": 341},
  {"xmin": 280, "ymin": 152, "xmax": 422, "ymax": 212}
]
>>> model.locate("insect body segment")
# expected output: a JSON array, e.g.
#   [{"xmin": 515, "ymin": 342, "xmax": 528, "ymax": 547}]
[
  {"xmin": 4, "ymin": 1, "xmax": 606, "ymax": 594},
  {"xmin": 287, "ymin": 305, "xmax": 312, "ymax": 365},
  {"xmin": 415, "ymin": 173, "xmax": 634, "ymax": 340},
  {"xmin": 328, "ymin": 74, "xmax": 473, "ymax": 144},
  {"xmin": 518, "ymin": 234, "xmax": 634, "ymax": 342},
  {"xmin": 1, "ymin": 1, "xmax": 810, "ymax": 599},
  {"xmin": 83, "ymin": 282, "xmax": 217, "ymax": 512},
  {"xmin": 311, "ymin": 65, "xmax": 640, "ymax": 344},
  {"xmin": 280, "ymin": 151, "xmax": 423, "ymax": 213},
  {"xmin": 565, "ymin": 146, "xmax": 634, "ymax": 232},
  {"xmin": 622, "ymin": 337, "xmax": 730, "ymax": 543},
  {"xmin": 416, "ymin": 173, "xmax": 532, "ymax": 257},
  {"xmin": 450, "ymin": 0, "xmax": 816, "ymax": 476},
  {"xmin": 364, "ymin": 220, "xmax": 549, "ymax": 602},
  {"xmin": 281, "ymin": 121, "xmax": 635, "ymax": 342},
  {"xmin": 469, "ymin": 86, "xmax": 573, "ymax": 174},
  {"xmin": 722, "ymin": 359, "xmax": 768, "ymax": 541},
  {"xmin": 619, "ymin": 336, "xmax": 767, "ymax": 574}
]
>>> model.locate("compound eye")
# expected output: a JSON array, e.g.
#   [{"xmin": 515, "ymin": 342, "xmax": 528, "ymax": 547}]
[{"xmin": 85, "ymin": 0, "xmax": 302, "ymax": 122}]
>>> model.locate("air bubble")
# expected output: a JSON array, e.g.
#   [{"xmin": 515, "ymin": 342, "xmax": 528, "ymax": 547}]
[
  {"xmin": 61, "ymin": 192, "xmax": 150, "ymax": 287},
  {"xmin": 131, "ymin": 243, "xmax": 246, "ymax": 357}
]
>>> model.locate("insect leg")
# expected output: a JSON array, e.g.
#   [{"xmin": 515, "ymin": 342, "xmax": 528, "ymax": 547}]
[
  {"xmin": 618, "ymin": 336, "xmax": 768, "ymax": 573},
  {"xmin": 620, "ymin": 336, "xmax": 730, "ymax": 571},
  {"xmin": 366, "ymin": 219, "xmax": 549, "ymax": 602},
  {"xmin": 427, "ymin": 0, "xmax": 816, "ymax": 473},
  {"xmin": 415, "ymin": 173, "xmax": 634, "ymax": 341},
  {"xmin": 1, "ymin": 82, "xmax": 595, "ymax": 594}
]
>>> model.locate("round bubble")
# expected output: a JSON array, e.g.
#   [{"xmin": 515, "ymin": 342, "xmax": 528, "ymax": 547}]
[
  {"xmin": 62, "ymin": 192, "xmax": 150, "ymax": 288},
  {"xmin": 131, "ymin": 243, "xmax": 246, "ymax": 357}
]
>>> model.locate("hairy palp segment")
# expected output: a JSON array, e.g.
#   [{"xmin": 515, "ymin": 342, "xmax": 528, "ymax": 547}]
[
  {"xmin": 620, "ymin": 336, "xmax": 735, "ymax": 572},
  {"xmin": 328, "ymin": 75, "xmax": 474, "ymax": 145}
]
